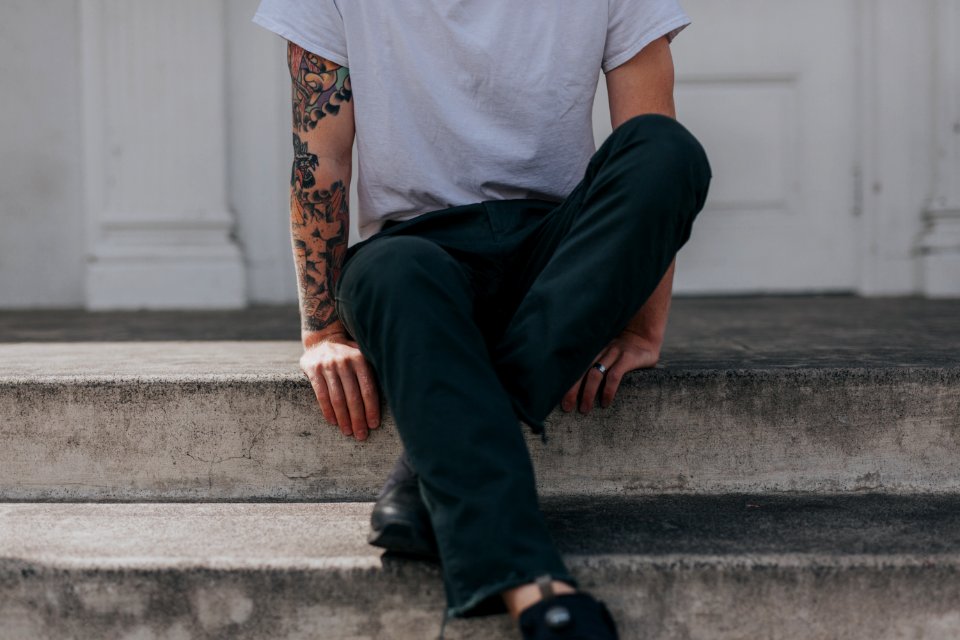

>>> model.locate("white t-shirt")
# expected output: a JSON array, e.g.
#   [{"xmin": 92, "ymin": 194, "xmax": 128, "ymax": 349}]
[{"xmin": 254, "ymin": 0, "xmax": 690, "ymax": 240}]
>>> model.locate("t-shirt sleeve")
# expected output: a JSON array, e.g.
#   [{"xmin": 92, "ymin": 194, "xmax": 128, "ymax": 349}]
[
  {"xmin": 252, "ymin": 0, "xmax": 349, "ymax": 67},
  {"xmin": 603, "ymin": 0, "xmax": 691, "ymax": 74}
]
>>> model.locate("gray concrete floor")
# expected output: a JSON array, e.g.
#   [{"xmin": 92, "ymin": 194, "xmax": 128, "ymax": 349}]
[
  {"xmin": 1, "ymin": 297, "xmax": 957, "ymax": 368},
  {"xmin": 665, "ymin": 296, "xmax": 960, "ymax": 368}
]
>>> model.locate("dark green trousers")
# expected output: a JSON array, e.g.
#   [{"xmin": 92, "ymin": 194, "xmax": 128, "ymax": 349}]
[{"xmin": 334, "ymin": 114, "xmax": 711, "ymax": 619}]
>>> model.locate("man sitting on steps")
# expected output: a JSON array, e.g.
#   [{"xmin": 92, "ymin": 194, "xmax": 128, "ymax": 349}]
[{"xmin": 253, "ymin": 1, "xmax": 710, "ymax": 637}]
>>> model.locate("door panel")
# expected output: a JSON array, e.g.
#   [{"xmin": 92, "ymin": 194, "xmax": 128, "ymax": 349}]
[{"xmin": 594, "ymin": 0, "xmax": 861, "ymax": 293}]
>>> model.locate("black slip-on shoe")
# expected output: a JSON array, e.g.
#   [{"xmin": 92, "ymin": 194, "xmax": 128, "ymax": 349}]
[
  {"xmin": 368, "ymin": 451, "xmax": 439, "ymax": 561},
  {"xmin": 518, "ymin": 576, "xmax": 619, "ymax": 639}
]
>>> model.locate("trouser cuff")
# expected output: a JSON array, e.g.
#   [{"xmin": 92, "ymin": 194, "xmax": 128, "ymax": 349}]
[{"xmin": 446, "ymin": 570, "xmax": 581, "ymax": 620}]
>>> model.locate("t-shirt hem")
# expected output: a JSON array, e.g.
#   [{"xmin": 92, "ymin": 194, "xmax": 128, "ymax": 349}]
[
  {"xmin": 251, "ymin": 13, "xmax": 349, "ymax": 67},
  {"xmin": 602, "ymin": 15, "xmax": 691, "ymax": 74}
]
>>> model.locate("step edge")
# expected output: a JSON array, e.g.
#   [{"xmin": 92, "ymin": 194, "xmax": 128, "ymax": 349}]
[
  {"xmin": 3, "ymin": 365, "xmax": 960, "ymax": 386},
  {"xmin": 4, "ymin": 552, "xmax": 960, "ymax": 574}
]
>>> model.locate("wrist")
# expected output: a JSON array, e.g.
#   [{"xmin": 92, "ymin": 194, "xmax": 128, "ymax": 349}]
[
  {"xmin": 301, "ymin": 322, "xmax": 348, "ymax": 349},
  {"xmin": 621, "ymin": 326, "xmax": 664, "ymax": 354}
]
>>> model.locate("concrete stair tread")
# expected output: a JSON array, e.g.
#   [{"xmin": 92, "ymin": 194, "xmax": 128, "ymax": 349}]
[
  {"xmin": 6, "ymin": 496, "xmax": 960, "ymax": 639},
  {"xmin": 2, "ymin": 339, "xmax": 958, "ymax": 382},
  {"xmin": 2, "ymin": 297, "xmax": 959, "ymax": 368},
  {"xmin": 0, "ymin": 341, "xmax": 303, "ymax": 381},
  {"xmin": 6, "ymin": 496, "xmax": 960, "ymax": 567}
]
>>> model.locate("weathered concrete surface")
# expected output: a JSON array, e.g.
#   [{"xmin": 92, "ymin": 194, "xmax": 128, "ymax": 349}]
[
  {"xmin": 2, "ymin": 297, "xmax": 959, "ymax": 370},
  {"xmin": 1, "ymin": 341, "xmax": 959, "ymax": 499},
  {"xmin": 0, "ymin": 341, "xmax": 301, "ymax": 379},
  {"xmin": 2, "ymin": 296, "xmax": 959, "ymax": 500},
  {"xmin": 3, "ymin": 496, "xmax": 960, "ymax": 639},
  {"xmin": 662, "ymin": 296, "xmax": 960, "ymax": 369}
]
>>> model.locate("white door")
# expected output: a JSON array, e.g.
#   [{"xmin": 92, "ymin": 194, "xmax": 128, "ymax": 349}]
[{"xmin": 594, "ymin": 1, "xmax": 861, "ymax": 294}]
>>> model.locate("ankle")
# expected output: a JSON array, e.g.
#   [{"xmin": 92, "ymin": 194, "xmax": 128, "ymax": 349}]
[{"xmin": 502, "ymin": 578, "xmax": 577, "ymax": 620}]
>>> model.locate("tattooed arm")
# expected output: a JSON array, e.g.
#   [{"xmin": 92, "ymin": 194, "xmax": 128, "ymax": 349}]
[
  {"xmin": 288, "ymin": 42, "xmax": 355, "ymax": 338},
  {"xmin": 289, "ymin": 42, "xmax": 381, "ymax": 442}
]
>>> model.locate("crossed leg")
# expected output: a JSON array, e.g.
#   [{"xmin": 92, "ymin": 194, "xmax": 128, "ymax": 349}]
[
  {"xmin": 334, "ymin": 114, "xmax": 711, "ymax": 620},
  {"xmin": 335, "ymin": 233, "xmax": 574, "ymax": 617}
]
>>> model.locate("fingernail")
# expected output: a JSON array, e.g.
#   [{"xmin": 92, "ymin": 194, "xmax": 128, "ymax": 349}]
[{"xmin": 368, "ymin": 419, "xmax": 378, "ymax": 429}]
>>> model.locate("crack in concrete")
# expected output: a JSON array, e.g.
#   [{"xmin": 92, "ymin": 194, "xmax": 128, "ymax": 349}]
[{"xmin": 182, "ymin": 451, "xmax": 249, "ymax": 466}]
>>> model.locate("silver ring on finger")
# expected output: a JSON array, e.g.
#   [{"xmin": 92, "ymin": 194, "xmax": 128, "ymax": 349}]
[{"xmin": 592, "ymin": 362, "xmax": 608, "ymax": 375}]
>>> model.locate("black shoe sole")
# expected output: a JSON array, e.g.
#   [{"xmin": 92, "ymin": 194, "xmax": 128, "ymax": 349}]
[{"xmin": 368, "ymin": 520, "xmax": 439, "ymax": 561}]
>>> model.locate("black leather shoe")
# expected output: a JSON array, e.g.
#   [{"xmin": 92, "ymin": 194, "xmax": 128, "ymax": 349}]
[
  {"xmin": 518, "ymin": 577, "xmax": 619, "ymax": 639},
  {"xmin": 368, "ymin": 451, "xmax": 440, "ymax": 561}
]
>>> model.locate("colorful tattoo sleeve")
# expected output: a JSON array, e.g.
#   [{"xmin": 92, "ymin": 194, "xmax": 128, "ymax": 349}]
[
  {"xmin": 288, "ymin": 43, "xmax": 353, "ymax": 332},
  {"xmin": 290, "ymin": 176, "xmax": 349, "ymax": 331},
  {"xmin": 288, "ymin": 43, "xmax": 353, "ymax": 133}
]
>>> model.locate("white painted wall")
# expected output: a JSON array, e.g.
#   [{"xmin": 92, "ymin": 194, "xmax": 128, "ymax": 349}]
[
  {"xmin": 226, "ymin": 0, "xmax": 297, "ymax": 305},
  {"xmin": 0, "ymin": 0, "xmax": 85, "ymax": 307},
  {"xmin": 0, "ymin": 1, "xmax": 956, "ymax": 308}
]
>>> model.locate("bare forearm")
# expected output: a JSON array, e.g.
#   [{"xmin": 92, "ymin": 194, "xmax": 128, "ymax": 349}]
[
  {"xmin": 561, "ymin": 36, "xmax": 680, "ymax": 416},
  {"xmin": 607, "ymin": 37, "xmax": 679, "ymax": 350},
  {"xmin": 624, "ymin": 258, "xmax": 675, "ymax": 350}
]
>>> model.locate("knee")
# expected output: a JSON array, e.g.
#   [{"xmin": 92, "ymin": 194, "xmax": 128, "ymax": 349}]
[
  {"xmin": 336, "ymin": 235, "xmax": 463, "ymax": 307},
  {"xmin": 607, "ymin": 114, "xmax": 712, "ymax": 198}
]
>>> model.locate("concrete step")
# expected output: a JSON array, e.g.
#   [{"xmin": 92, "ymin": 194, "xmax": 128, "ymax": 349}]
[
  {"xmin": 3, "ymin": 297, "xmax": 959, "ymax": 501},
  {"xmin": 3, "ymin": 495, "xmax": 960, "ymax": 639},
  {"xmin": 2, "ymin": 340, "xmax": 959, "ymax": 500}
]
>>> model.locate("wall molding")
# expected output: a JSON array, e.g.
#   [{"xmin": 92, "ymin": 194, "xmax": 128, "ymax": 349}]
[
  {"xmin": 917, "ymin": 0, "xmax": 960, "ymax": 297},
  {"xmin": 224, "ymin": 0, "xmax": 297, "ymax": 305},
  {"xmin": 80, "ymin": 0, "xmax": 246, "ymax": 309},
  {"xmin": 856, "ymin": 0, "xmax": 934, "ymax": 295}
]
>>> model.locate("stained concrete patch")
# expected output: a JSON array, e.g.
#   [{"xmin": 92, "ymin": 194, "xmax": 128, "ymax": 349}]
[
  {"xmin": 119, "ymin": 622, "xmax": 192, "ymax": 640},
  {"xmin": 191, "ymin": 586, "xmax": 254, "ymax": 630},
  {"xmin": 73, "ymin": 580, "xmax": 149, "ymax": 616},
  {"xmin": 281, "ymin": 605, "xmax": 368, "ymax": 640},
  {"xmin": 892, "ymin": 611, "xmax": 960, "ymax": 640},
  {"xmin": 377, "ymin": 608, "xmax": 448, "ymax": 640},
  {"xmin": 0, "ymin": 603, "xmax": 47, "ymax": 640}
]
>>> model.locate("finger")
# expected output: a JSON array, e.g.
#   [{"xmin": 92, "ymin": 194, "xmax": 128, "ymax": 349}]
[
  {"xmin": 308, "ymin": 375, "xmax": 337, "ymax": 425},
  {"xmin": 580, "ymin": 348, "xmax": 619, "ymax": 414},
  {"xmin": 561, "ymin": 378, "xmax": 582, "ymax": 412},
  {"xmin": 579, "ymin": 367, "xmax": 604, "ymax": 414},
  {"xmin": 355, "ymin": 360, "xmax": 381, "ymax": 429},
  {"xmin": 321, "ymin": 368, "xmax": 353, "ymax": 437},
  {"xmin": 600, "ymin": 360, "xmax": 626, "ymax": 408},
  {"xmin": 338, "ymin": 364, "xmax": 369, "ymax": 441}
]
